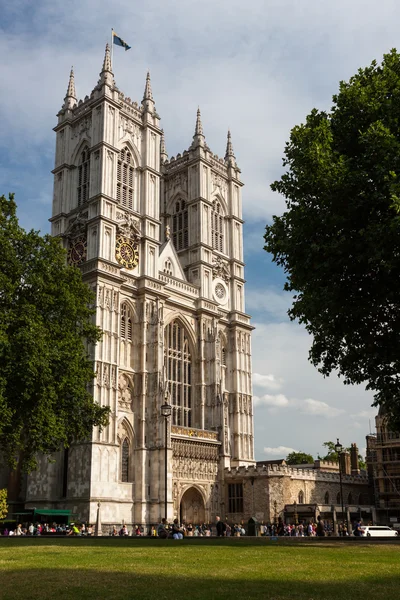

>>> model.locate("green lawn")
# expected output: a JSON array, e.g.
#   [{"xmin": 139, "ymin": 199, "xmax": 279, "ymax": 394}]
[{"xmin": 1, "ymin": 537, "xmax": 399, "ymax": 600}]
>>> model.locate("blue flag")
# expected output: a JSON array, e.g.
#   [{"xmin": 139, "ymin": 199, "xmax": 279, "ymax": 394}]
[{"xmin": 113, "ymin": 31, "xmax": 131, "ymax": 51}]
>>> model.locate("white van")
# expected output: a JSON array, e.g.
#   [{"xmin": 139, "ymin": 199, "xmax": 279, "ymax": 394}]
[{"xmin": 360, "ymin": 526, "xmax": 398, "ymax": 537}]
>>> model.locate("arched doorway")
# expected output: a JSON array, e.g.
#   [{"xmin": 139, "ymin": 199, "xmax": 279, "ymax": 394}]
[{"xmin": 180, "ymin": 487, "xmax": 205, "ymax": 525}]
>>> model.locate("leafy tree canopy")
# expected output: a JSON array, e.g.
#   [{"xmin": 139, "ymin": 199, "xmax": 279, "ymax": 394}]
[
  {"xmin": 0, "ymin": 194, "xmax": 109, "ymax": 471},
  {"xmin": 264, "ymin": 49, "xmax": 400, "ymax": 427},
  {"xmin": 0, "ymin": 489, "xmax": 8, "ymax": 521},
  {"xmin": 285, "ymin": 451, "xmax": 314, "ymax": 465},
  {"xmin": 318, "ymin": 441, "xmax": 366, "ymax": 470}
]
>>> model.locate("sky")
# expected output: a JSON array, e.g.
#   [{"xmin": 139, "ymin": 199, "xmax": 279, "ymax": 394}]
[{"xmin": 1, "ymin": 0, "xmax": 399, "ymax": 461}]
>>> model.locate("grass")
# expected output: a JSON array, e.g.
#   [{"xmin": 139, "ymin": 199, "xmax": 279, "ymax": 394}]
[{"xmin": 1, "ymin": 537, "xmax": 400, "ymax": 600}]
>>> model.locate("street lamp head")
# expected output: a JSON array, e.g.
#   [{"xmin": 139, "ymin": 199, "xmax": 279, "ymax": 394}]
[
  {"xmin": 335, "ymin": 438, "xmax": 343, "ymax": 454},
  {"xmin": 161, "ymin": 403, "xmax": 172, "ymax": 418}
]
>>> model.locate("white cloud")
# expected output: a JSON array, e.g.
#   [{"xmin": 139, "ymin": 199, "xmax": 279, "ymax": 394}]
[
  {"xmin": 252, "ymin": 372, "xmax": 283, "ymax": 391},
  {"xmin": 254, "ymin": 393, "xmax": 289, "ymax": 408},
  {"xmin": 299, "ymin": 398, "xmax": 345, "ymax": 418},
  {"xmin": 263, "ymin": 446, "xmax": 297, "ymax": 457}
]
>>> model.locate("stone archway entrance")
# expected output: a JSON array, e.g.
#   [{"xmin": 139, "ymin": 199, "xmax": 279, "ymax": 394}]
[{"xmin": 180, "ymin": 487, "xmax": 205, "ymax": 525}]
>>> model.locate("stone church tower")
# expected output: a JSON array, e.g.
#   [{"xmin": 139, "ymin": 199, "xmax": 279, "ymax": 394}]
[{"xmin": 25, "ymin": 45, "xmax": 254, "ymax": 528}]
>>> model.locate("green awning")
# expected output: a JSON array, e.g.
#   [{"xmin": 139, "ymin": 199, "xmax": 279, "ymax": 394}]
[{"xmin": 33, "ymin": 509, "xmax": 71, "ymax": 517}]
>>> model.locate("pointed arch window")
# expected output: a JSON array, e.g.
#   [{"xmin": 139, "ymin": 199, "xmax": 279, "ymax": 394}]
[
  {"xmin": 337, "ymin": 492, "xmax": 341, "ymax": 504},
  {"xmin": 165, "ymin": 320, "xmax": 192, "ymax": 427},
  {"xmin": 121, "ymin": 438, "xmax": 130, "ymax": 482},
  {"xmin": 172, "ymin": 200, "xmax": 188, "ymax": 251},
  {"xmin": 298, "ymin": 490, "xmax": 304, "ymax": 504},
  {"xmin": 211, "ymin": 200, "xmax": 224, "ymax": 253},
  {"xmin": 120, "ymin": 303, "xmax": 133, "ymax": 341},
  {"xmin": 348, "ymin": 492, "xmax": 353, "ymax": 505},
  {"xmin": 324, "ymin": 492, "xmax": 330, "ymax": 505},
  {"xmin": 77, "ymin": 146, "xmax": 90, "ymax": 206},
  {"xmin": 117, "ymin": 147, "xmax": 134, "ymax": 210}
]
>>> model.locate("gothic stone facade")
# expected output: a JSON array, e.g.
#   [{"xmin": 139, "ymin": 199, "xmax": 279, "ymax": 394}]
[{"xmin": 24, "ymin": 45, "xmax": 255, "ymax": 527}]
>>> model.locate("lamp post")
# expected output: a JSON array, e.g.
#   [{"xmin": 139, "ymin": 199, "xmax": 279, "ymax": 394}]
[
  {"xmin": 161, "ymin": 401, "xmax": 172, "ymax": 522},
  {"xmin": 335, "ymin": 438, "xmax": 346, "ymax": 536},
  {"xmin": 293, "ymin": 500, "xmax": 298, "ymax": 525}
]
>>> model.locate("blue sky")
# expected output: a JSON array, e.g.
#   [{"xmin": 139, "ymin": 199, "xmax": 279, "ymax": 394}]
[{"xmin": 2, "ymin": 0, "xmax": 399, "ymax": 460}]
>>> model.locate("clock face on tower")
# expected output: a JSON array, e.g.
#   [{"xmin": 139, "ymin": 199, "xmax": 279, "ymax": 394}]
[
  {"xmin": 68, "ymin": 236, "xmax": 87, "ymax": 266},
  {"xmin": 115, "ymin": 236, "xmax": 139, "ymax": 269}
]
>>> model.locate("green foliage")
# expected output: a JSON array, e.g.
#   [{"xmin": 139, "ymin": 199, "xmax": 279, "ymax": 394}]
[
  {"xmin": 264, "ymin": 49, "xmax": 400, "ymax": 426},
  {"xmin": 0, "ymin": 489, "xmax": 8, "ymax": 520},
  {"xmin": 0, "ymin": 194, "xmax": 110, "ymax": 471},
  {"xmin": 318, "ymin": 441, "xmax": 366, "ymax": 470},
  {"xmin": 285, "ymin": 451, "xmax": 314, "ymax": 465}
]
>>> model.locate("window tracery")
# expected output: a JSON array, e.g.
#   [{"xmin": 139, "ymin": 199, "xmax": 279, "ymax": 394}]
[
  {"xmin": 165, "ymin": 320, "xmax": 192, "ymax": 427},
  {"xmin": 211, "ymin": 200, "xmax": 224, "ymax": 252},
  {"xmin": 120, "ymin": 303, "xmax": 133, "ymax": 341},
  {"xmin": 77, "ymin": 146, "xmax": 90, "ymax": 206},
  {"xmin": 172, "ymin": 200, "xmax": 188, "ymax": 250},
  {"xmin": 121, "ymin": 438, "xmax": 129, "ymax": 482},
  {"xmin": 117, "ymin": 147, "xmax": 134, "ymax": 210}
]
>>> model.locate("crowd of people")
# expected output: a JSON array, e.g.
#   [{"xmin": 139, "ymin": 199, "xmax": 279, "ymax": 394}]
[
  {"xmin": 0, "ymin": 516, "xmax": 367, "ymax": 538},
  {"xmin": 0, "ymin": 522, "xmax": 94, "ymax": 536}
]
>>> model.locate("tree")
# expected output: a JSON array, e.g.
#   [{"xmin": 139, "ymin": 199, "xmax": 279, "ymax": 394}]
[
  {"xmin": 0, "ymin": 194, "xmax": 110, "ymax": 471},
  {"xmin": 286, "ymin": 451, "xmax": 314, "ymax": 465},
  {"xmin": 0, "ymin": 489, "xmax": 8, "ymax": 520},
  {"xmin": 318, "ymin": 441, "xmax": 366, "ymax": 470},
  {"xmin": 264, "ymin": 49, "xmax": 400, "ymax": 426}
]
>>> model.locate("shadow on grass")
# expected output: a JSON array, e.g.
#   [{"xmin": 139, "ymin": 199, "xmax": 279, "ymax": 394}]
[
  {"xmin": 1, "ymin": 567, "xmax": 399, "ymax": 600},
  {"xmin": 1, "ymin": 536, "xmax": 399, "ymax": 547}
]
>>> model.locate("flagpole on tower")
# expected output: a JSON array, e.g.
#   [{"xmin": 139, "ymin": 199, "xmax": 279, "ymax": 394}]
[{"xmin": 111, "ymin": 28, "xmax": 114, "ymax": 69}]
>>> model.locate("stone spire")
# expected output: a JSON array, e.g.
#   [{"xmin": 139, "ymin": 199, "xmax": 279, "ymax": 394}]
[
  {"xmin": 160, "ymin": 129, "xmax": 168, "ymax": 164},
  {"xmin": 63, "ymin": 67, "xmax": 77, "ymax": 110},
  {"xmin": 143, "ymin": 71, "xmax": 153, "ymax": 101},
  {"xmin": 225, "ymin": 129, "xmax": 236, "ymax": 165},
  {"xmin": 142, "ymin": 71, "xmax": 155, "ymax": 113},
  {"xmin": 192, "ymin": 107, "xmax": 205, "ymax": 148},
  {"xmin": 98, "ymin": 43, "xmax": 114, "ymax": 86}
]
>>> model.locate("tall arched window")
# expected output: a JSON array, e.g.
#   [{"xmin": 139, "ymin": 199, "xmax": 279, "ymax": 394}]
[
  {"xmin": 324, "ymin": 492, "xmax": 330, "ymax": 504},
  {"xmin": 165, "ymin": 320, "xmax": 192, "ymax": 427},
  {"xmin": 172, "ymin": 200, "xmax": 188, "ymax": 251},
  {"xmin": 211, "ymin": 200, "xmax": 224, "ymax": 252},
  {"xmin": 120, "ymin": 303, "xmax": 133, "ymax": 341},
  {"xmin": 121, "ymin": 438, "xmax": 129, "ymax": 482},
  {"xmin": 298, "ymin": 490, "xmax": 304, "ymax": 504},
  {"xmin": 221, "ymin": 347, "xmax": 226, "ymax": 366},
  {"xmin": 337, "ymin": 492, "xmax": 341, "ymax": 504},
  {"xmin": 348, "ymin": 492, "xmax": 353, "ymax": 504},
  {"xmin": 117, "ymin": 147, "xmax": 134, "ymax": 210},
  {"xmin": 77, "ymin": 146, "xmax": 90, "ymax": 206}
]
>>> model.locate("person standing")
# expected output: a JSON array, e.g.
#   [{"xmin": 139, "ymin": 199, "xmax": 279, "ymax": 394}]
[
  {"xmin": 316, "ymin": 516, "xmax": 325, "ymax": 537},
  {"xmin": 216, "ymin": 516, "xmax": 226, "ymax": 537}
]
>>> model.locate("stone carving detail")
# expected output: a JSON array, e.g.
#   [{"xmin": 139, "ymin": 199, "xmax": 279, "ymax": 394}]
[
  {"xmin": 64, "ymin": 210, "xmax": 88, "ymax": 239},
  {"xmin": 171, "ymin": 426, "xmax": 218, "ymax": 441},
  {"xmin": 116, "ymin": 215, "xmax": 141, "ymax": 243},
  {"xmin": 212, "ymin": 256, "xmax": 230, "ymax": 282},
  {"xmin": 211, "ymin": 171, "xmax": 227, "ymax": 196},
  {"xmin": 118, "ymin": 117, "xmax": 141, "ymax": 148},
  {"xmin": 172, "ymin": 439, "xmax": 219, "ymax": 461},
  {"xmin": 169, "ymin": 172, "xmax": 188, "ymax": 192},
  {"xmin": 172, "ymin": 453, "xmax": 219, "ymax": 481},
  {"xmin": 72, "ymin": 117, "xmax": 92, "ymax": 139},
  {"xmin": 117, "ymin": 419, "xmax": 130, "ymax": 442},
  {"xmin": 118, "ymin": 373, "xmax": 133, "ymax": 410}
]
